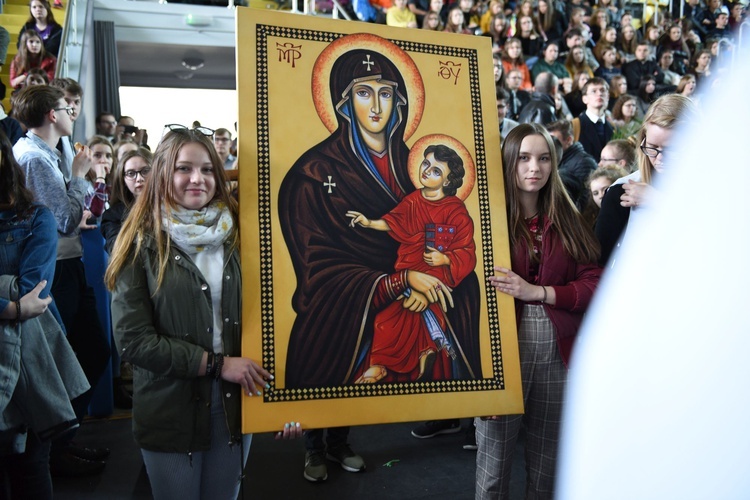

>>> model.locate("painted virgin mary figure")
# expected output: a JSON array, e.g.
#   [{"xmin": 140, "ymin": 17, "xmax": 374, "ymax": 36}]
[{"xmin": 279, "ymin": 34, "xmax": 481, "ymax": 389}]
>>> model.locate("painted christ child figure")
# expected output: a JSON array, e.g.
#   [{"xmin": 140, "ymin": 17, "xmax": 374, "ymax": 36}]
[{"xmin": 347, "ymin": 144, "xmax": 477, "ymax": 384}]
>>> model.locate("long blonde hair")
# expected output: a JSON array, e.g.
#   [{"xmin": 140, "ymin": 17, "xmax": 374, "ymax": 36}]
[
  {"xmin": 105, "ymin": 130, "xmax": 238, "ymax": 291},
  {"xmin": 503, "ymin": 123, "xmax": 599, "ymax": 264},
  {"xmin": 635, "ymin": 94, "xmax": 696, "ymax": 185}
]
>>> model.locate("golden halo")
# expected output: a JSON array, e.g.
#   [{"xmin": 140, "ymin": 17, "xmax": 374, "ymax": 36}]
[
  {"xmin": 311, "ymin": 33, "xmax": 424, "ymax": 141},
  {"xmin": 408, "ymin": 134, "xmax": 476, "ymax": 201}
]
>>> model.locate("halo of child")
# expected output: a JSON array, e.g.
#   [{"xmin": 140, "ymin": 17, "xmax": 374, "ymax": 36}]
[{"xmin": 408, "ymin": 134, "xmax": 476, "ymax": 200}]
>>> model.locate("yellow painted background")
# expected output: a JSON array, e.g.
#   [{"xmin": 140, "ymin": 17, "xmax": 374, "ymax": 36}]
[{"xmin": 238, "ymin": 9, "xmax": 522, "ymax": 433}]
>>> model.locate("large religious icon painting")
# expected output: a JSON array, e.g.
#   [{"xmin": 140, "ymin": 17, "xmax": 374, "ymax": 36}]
[{"xmin": 238, "ymin": 9, "xmax": 523, "ymax": 433}]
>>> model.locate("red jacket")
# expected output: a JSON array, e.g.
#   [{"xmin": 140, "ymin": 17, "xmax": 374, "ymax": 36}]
[
  {"xmin": 511, "ymin": 216, "xmax": 601, "ymax": 366},
  {"xmin": 9, "ymin": 55, "xmax": 57, "ymax": 89}
]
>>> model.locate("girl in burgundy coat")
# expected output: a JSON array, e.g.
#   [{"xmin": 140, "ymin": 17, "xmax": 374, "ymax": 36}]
[{"xmin": 475, "ymin": 123, "xmax": 601, "ymax": 500}]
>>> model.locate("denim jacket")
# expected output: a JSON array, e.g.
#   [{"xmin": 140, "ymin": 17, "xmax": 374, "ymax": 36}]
[{"xmin": 0, "ymin": 205, "xmax": 57, "ymax": 314}]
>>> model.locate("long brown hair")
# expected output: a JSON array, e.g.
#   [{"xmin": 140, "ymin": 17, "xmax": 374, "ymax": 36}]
[
  {"xmin": 503, "ymin": 123, "xmax": 599, "ymax": 264},
  {"xmin": 0, "ymin": 129, "xmax": 34, "ymax": 211},
  {"xmin": 86, "ymin": 135, "xmax": 114, "ymax": 184},
  {"xmin": 109, "ymin": 147, "xmax": 152, "ymax": 208},
  {"xmin": 26, "ymin": 0, "xmax": 58, "ymax": 26},
  {"xmin": 15, "ymin": 30, "xmax": 49, "ymax": 76},
  {"xmin": 105, "ymin": 130, "xmax": 238, "ymax": 291}
]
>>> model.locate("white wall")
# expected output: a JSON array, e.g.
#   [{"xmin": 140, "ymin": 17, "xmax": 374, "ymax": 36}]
[{"xmin": 118, "ymin": 86, "xmax": 239, "ymax": 148}]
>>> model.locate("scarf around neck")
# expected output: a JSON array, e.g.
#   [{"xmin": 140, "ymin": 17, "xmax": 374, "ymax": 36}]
[{"xmin": 163, "ymin": 200, "xmax": 234, "ymax": 254}]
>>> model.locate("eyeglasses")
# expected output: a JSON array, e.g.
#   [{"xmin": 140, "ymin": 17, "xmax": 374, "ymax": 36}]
[
  {"xmin": 100, "ymin": 120, "xmax": 117, "ymax": 126},
  {"xmin": 639, "ymin": 138, "xmax": 668, "ymax": 158},
  {"xmin": 124, "ymin": 168, "xmax": 152, "ymax": 180},
  {"xmin": 164, "ymin": 124, "xmax": 215, "ymax": 137},
  {"xmin": 599, "ymin": 157, "xmax": 622, "ymax": 164},
  {"xmin": 54, "ymin": 106, "xmax": 74, "ymax": 116}
]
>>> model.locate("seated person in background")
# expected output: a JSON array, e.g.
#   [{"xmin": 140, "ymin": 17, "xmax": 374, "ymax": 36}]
[
  {"xmin": 518, "ymin": 71, "xmax": 558, "ymax": 125},
  {"xmin": 594, "ymin": 46, "xmax": 621, "ymax": 84},
  {"xmin": 608, "ymin": 94, "xmax": 641, "ymax": 139},
  {"xmin": 496, "ymin": 87, "xmax": 520, "ymax": 143},
  {"xmin": 575, "ymin": 77, "xmax": 613, "ymax": 162},
  {"xmin": 387, "ymin": 0, "xmax": 418, "ymax": 28},
  {"xmin": 458, "ymin": 0, "xmax": 481, "ymax": 30},
  {"xmin": 546, "ymin": 119, "xmax": 598, "ymax": 210},
  {"xmin": 708, "ymin": 6, "xmax": 733, "ymax": 41},
  {"xmin": 657, "ymin": 49, "xmax": 681, "ymax": 86},
  {"xmin": 532, "ymin": 41, "xmax": 572, "ymax": 81},
  {"xmin": 9, "ymin": 30, "xmax": 56, "ymax": 89},
  {"xmin": 505, "ymin": 68, "xmax": 532, "ymax": 121},
  {"xmin": 599, "ymin": 138, "xmax": 636, "ymax": 171},
  {"xmin": 18, "ymin": 0, "xmax": 62, "ymax": 57},
  {"xmin": 444, "ymin": 6, "xmax": 473, "ymax": 34},
  {"xmin": 501, "ymin": 38, "xmax": 533, "ymax": 90},
  {"xmin": 621, "ymin": 41, "xmax": 665, "ymax": 93}
]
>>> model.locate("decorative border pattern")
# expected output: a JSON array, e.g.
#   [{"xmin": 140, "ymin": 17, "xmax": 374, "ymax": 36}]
[{"xmin": 256, "ymin": 24, "xmax": 503, "ymax": 402}]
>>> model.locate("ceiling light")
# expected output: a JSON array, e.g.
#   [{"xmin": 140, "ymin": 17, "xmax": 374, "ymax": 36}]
[{"xmin": 181, "ymin": 58, "xmax": 205, "ymax": 71}]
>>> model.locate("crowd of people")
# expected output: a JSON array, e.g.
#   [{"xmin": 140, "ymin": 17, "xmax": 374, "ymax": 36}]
[
  {"xmin": 0, "ymin": 0, "xmax": 737, "ymax": 498},
  {"xmin": 0, "ymin": 76, "xmax": 302, "ymax": 498}
]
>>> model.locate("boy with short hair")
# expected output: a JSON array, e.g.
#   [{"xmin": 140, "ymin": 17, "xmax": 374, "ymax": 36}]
[
  {"xmin": 576, "ymin": 77, "xmax": 613, "ymax": 162},
  {"xmin": 13, "ymin": 85, "xmax": 111, "ymax": 477}
]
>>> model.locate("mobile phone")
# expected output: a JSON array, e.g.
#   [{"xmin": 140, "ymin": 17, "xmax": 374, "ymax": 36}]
[{"xmin": 123, "ymin": 125, "xmax": 138, "ymax": 134}]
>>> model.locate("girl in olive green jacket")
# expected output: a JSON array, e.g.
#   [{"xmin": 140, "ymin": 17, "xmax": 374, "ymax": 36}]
[{"xmin": 106, "ymin": 128, "xmax": 299, "ymax": 499}]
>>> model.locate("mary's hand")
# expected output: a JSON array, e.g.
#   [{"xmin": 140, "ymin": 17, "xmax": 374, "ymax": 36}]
[
  {"xmin": 402, "ymin": 289, "xmax": 429, "ymax": 313},
  {"xmin": 406, "ymin": 270, "xmax": 454, "ymax": 312}
]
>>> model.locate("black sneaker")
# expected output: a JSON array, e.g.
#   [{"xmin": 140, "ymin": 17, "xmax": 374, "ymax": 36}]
[
  {"xmin": 50, "ymin": 452, "xmax": 105, "ymax": 477},
  {"xmin": 303, "ymin": 450, "xmax": 328, "ymax": 482},
  {"xmin": 326, "ymin": 443, "xmax": 365, "ymax": 473},
  {"xmin": 410, "ymin": 419, "xmax": 461, "ymax": 439},
  {"xmin": 463, "ymin": 424, "xmax": 477, "ymax": 450}
]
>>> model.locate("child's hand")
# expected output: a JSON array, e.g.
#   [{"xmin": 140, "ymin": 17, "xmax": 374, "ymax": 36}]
[
  {"xmin": 346, "ymin": 210, "xmax": 370, "ymax": 227},
  {"xmin": 423, "ymin": 246, "xmax": 450, "ymax": 267}
]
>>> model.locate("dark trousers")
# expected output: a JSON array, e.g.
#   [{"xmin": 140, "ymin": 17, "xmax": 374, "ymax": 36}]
[
  {"xmin": 304, "ymin": 427, "xmax": 350, "ymax": 452},
  {"xmin": 0, "ymin": 432, "xmax": 52, "ymax": 500},
  {"xmin": 50, "ymin": 258, "xmax": 110, "ymax": 448}
]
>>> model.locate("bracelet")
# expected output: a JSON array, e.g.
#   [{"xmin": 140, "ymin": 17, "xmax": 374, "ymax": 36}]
[
  {"xmin": 214, "ymin": 353, "xmax": 224, "ymax": 380},
  {"xmin": 205, "ymin": 352, "xmax": 215, "ymax": 378},
  {"xmin": 15, "ymin": 300, "xmax": 21, "ymax": 322},
  {"xmin": 541, "ymin": 286, "xmax": 547, "ymax": 304}
]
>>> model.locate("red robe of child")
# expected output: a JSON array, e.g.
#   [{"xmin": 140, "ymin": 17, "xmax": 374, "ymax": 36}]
[{"xmin": 367, "ymin": 190, "xmax": 477, "ymax": 382}]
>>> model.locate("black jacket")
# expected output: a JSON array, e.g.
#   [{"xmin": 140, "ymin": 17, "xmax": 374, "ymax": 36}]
[
  {"xmin": 621, "ymin": 59, "xmax": 664, "ymax": 93},
  {"xmin": 577, "ymin": 112, "xmax": 613, "ymax": 163},
  {"xmin": 507, "ymin": 89, "xmax": 531, "ymax": 121},
  {"xmin": 558, "ymin": 142, "xmax": 597, "ymax": 210},
  {"xmin": 518, "ymin": 92, "xmax": 556, "ymax": 125}
]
